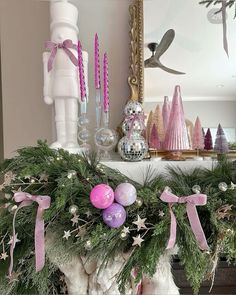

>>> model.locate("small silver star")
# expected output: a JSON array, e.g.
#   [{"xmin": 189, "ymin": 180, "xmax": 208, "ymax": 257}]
[
  {"xmin": 71, "ymin": 215, "xmax": 79, "ymax": 226},
  {"xmin": 75, "ymin": 226, "xmax": 87, "ymax": 238},
  {"xmin": 230, "ymin": 181, "xmax": 236, "ymax": 190},
  {"xmin": 132, "ymin": 215, "xmax": 147, "ymax": 231},
  {"xmin": 85, "ymin": 210, "xmax": 92, "ymax": 218},
  {"xmin": 132, "ymin": 234, "xmax": 144, "ymax": 247},
  {"xmin": 39, "ymin": 173, "xmax": 49, "ymax": 182},
  {"xmin": 59, "ymin": 275, "xmax": 65, "ymax": 282},
  {"xmin": 1, "ymin": 252, "xmax": 8, "ymax": 260},
  {"xmin": 18, "ymin": 258, "xmax": 25, "ymax": 265},
  {"xmin": 7, "ymin": 234, "xmax": 20, "ymax": 245},
  {"xmin": 63, "ymin": 231, "xmax": 71, "ymax": 240},
  {"xmin": 12, "ymin": 187, "xmax": 22, "ymax": 194},
  {"xmin": 158, "ymin": 210, "xmax": 165, "ymax": 217},
  {"xmin": 7, "ymin": 271, "xmax": 21, "ymax": 284},
  {"xmin": 122, "ymin": 226, "xmax": 130, "ymax": 234}
]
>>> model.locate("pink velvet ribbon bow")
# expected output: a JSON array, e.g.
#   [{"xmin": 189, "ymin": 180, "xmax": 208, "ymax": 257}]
[
  {"xmin": 127, "ymin": 114, "xmax": 146, "ymax": 139},
  {"xmin": 9, "ymin": 192, "xmax": 51, "ymax": 277},
  {"xmin": 45, "ymin": 39, "xmax": 78, "ymax": 72},
  {"xmin": 160, "ymin": 191, "xmax": 209, "ymax": 250}
]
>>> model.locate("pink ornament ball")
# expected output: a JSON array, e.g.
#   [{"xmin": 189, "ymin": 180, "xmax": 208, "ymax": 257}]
[
  {"xmin": 102, "ymin": 203, "xmax": 126, "ymax": 228},
  {"xmin": 114, "ymin": 183, "xmax": 137, "ymax": 206},
  {"xmin": 90, "ymin": 184, "xmax": 114, "ymax": 209}
]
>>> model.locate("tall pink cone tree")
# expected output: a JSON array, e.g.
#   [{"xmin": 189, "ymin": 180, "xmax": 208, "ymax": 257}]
[
  {"xmin": 162, "ymin": 96, "xmax": 171, "ymax": 132},
  {"xmin": 149, "ymin": 124, "xmax": 161, "ymax": 149},
  {"xmin": 192, "ymin": 117, "xmax": 204, "ymax": 150},
  {"xmin": 146, "ymin": 111, "xmax": 153, "ymax": 142},
  {"xmin": 152, "ymin": 105, "xmax": 165, "ymax": 143},
  {"xmin": 164, "ymin": 85, "xmax": 189, "ymax": 151}
]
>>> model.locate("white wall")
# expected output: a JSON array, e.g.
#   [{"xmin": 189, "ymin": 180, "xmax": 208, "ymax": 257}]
[
  {"xmin": 0, "ymin": 0, "xmax": 131, "ymax": 158},
  {"xmin": 0, "ymin": 0, "xmax": 52, "ymax": 158}
]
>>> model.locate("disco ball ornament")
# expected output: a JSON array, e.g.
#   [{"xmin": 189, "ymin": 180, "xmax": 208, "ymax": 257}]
[
  {"xmin": 95, "ymin": 127, "xmax": 118, "ymax": 160},
  {"xmin": 118, "ymin": 135, "xmax": 148, "ymax": 162},
  {"xmin": 124, "ymin": 100, "xmax": 144, "ymax": 116},
  {"xmin": 122, "ymin": 117, "xmax": 144, "ymax": 136}
]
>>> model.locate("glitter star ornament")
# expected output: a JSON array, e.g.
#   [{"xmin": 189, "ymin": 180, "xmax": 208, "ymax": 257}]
[
  {"xmin": 122, "ymin": 226, "xmax": 130, "ymax": 234},
  {"xmin": 132, "ymin": 215, "xmax": 147, "ymax": 231},
  {"xmin": 8, "ymin": 234, "xmax": 20, "ymax": 245},
  {"xmin": 63, "ymin": 231, "xmax": 71, "ymax": 240},
  {"xmin": 132, "ymin": 234, "xmax": 144, "ymax": 247},
  {"xmin": 158, "ymin": 210, "xmax": 165, "ymax": 217},
  {"xmin": 76, "ymin": 226, "xmax": 87, "ymax": 238},
  {"xmin": 0, "ymin": 252, "xmax": 8, "ymax": 260},
  {"xmin": 71, "ymin": 215, "xmax": 79, "ymax": 226}
]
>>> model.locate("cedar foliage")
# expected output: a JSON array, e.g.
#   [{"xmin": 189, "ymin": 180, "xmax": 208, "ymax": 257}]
[{"xmin": 0, "ymin": 141, "xmax": 235, "ymax": 295}]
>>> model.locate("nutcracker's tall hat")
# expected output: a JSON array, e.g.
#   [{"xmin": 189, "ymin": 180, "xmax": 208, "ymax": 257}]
[{"xmin": 50, "ymin": 0, "xmax": 79, "ymax": 33}]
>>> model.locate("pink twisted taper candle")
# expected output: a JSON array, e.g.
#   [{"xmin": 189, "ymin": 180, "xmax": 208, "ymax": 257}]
[
  {"xmin": 95, "ymin": 33, "xmax": 101, "ymax": 90},
  {"xmin": 103, "ymin": 52, "xmax": 109, "ymax": 113},
  {"xmin": 78, "ymin": 41, "xmax": 87, "ymax": 102}
]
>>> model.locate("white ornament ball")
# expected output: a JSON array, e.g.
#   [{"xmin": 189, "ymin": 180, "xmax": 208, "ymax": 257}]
[
  {"xmin": 69, "ymin": 205, "xmax": 79, "ymax": 215},
  {"xmin": 218, "ymin": 182, "xmax": 228, "ymax": 192}
]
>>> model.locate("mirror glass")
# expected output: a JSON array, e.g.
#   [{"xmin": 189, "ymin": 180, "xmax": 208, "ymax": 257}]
[{"xmin": 143, "ymin": 0, "xmax": 236, "ymax": 143}]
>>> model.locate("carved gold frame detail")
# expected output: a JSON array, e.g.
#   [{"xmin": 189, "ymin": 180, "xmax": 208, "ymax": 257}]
[{"xmin": 128, "ymin": 0, "xmax": 144, "ymax": 103}]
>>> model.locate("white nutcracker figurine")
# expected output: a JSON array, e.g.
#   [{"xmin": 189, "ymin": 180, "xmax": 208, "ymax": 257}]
[{"xmin": 43, "ymin": 0, "xmax": 88, "ymax": 154}]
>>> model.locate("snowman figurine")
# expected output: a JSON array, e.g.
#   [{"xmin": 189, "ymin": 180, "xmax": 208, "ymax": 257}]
[{"xmin": 43, "ymin": 0, "xmax": 88, "ymax": 154}]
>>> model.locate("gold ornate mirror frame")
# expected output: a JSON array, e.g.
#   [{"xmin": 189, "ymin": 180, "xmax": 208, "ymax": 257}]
[{"xmin": 128, "ymin": 0, "xmax": 144, "ymax": 103}]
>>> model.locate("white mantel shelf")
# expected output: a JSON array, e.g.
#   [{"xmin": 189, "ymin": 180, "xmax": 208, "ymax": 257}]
[{"xmin": 102, "ymin": 156, "xmax": 217, "ymax": 184}]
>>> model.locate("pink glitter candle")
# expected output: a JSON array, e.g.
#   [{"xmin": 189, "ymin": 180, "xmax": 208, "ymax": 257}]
[
  {"xmin": 103, "ymin": 52, "xmax": 109, "ymax": 113},
  {"xmin": 95, "ymin": 33, "xmax": 101, "ymax": 89},
  {"xmin": 77, "ymin": 41, "xmax": 87, "ymax": 101}
]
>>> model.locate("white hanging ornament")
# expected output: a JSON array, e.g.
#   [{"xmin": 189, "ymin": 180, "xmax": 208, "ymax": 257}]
[
  {"xmin": 69, "ymin": 205, "xmax": 79, "ymax": 215},
  {"xmin": 192, "ymin": 185, "xmax": 201, "ymax": 194},
  {"xmin": 218, "ymin": 182, "xmax": 228, "ymax": 192}
]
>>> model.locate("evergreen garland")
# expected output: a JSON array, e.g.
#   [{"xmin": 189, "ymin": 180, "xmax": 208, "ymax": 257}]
[{"xmin": 0, "ymin": 141, "xmax": 235, "ymax": 294}]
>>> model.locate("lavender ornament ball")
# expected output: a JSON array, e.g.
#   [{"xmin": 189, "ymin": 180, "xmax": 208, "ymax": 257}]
[
  {"xmin": 90, "ymin": 184, "xmax": 114, "ymax": 209},
  {"xmin": 114, "ymin": 183, "xmax": 137, "ymax": 206},
  {"xmin": 102, "ymin": 203, "xmax": 126, "ymax": 228}
]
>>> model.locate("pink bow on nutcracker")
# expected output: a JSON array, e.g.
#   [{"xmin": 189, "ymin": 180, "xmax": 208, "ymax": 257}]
[
  {"xmin": 160, "ymin": 191, "xmax": 209, "ymax": 250},
  {"xmin": 9, "ymin": 192, "xmax": 51, "ymax": 277},
  {"xmin": 45, "ymin": 39, "xmax": 78, "ymax": 72}
]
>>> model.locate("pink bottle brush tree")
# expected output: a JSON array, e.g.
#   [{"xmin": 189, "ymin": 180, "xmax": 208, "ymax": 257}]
[
  {"xmin": 192, "ymin": 117, "xmax": 204, "ymax": 157},
  {"xmin": 164, "ymin": 85, "xmax": 189, "ymax": 160},
  {"xmin": 214, "ymin": 124, "xmax": 229, "ymax": 160},
  {"xmin": 149, "ymin": 124, "xmax": 161, "ymax": 149},
  {"xmin": 204, "ymin": 128, "xmax": 213, "ymax": 150},
  {"xmin": 162, "ymin": 96, "xmax": 171, "ymax": 132}
]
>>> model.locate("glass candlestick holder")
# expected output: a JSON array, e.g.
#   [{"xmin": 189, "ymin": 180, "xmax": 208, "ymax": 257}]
[
  {"xmin": 94, "ymin": 111, "xmax": 117, "ymax": 160},
  {"xmin": 78, "ymin": 100, "xmax": 91, "ymax": 154}
]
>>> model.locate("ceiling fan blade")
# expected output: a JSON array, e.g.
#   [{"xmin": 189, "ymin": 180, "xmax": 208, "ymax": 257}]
[
  {"xmin": 157, "ymin": 60, "xmax": 186, "ymax": 75},
  {"xmin": 144, "ymin": 57, "xmax": 157, "ymax": 67},
  {"xmin": 155, "ymin": 29, "xmax": 175, "ymax": 59}
]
